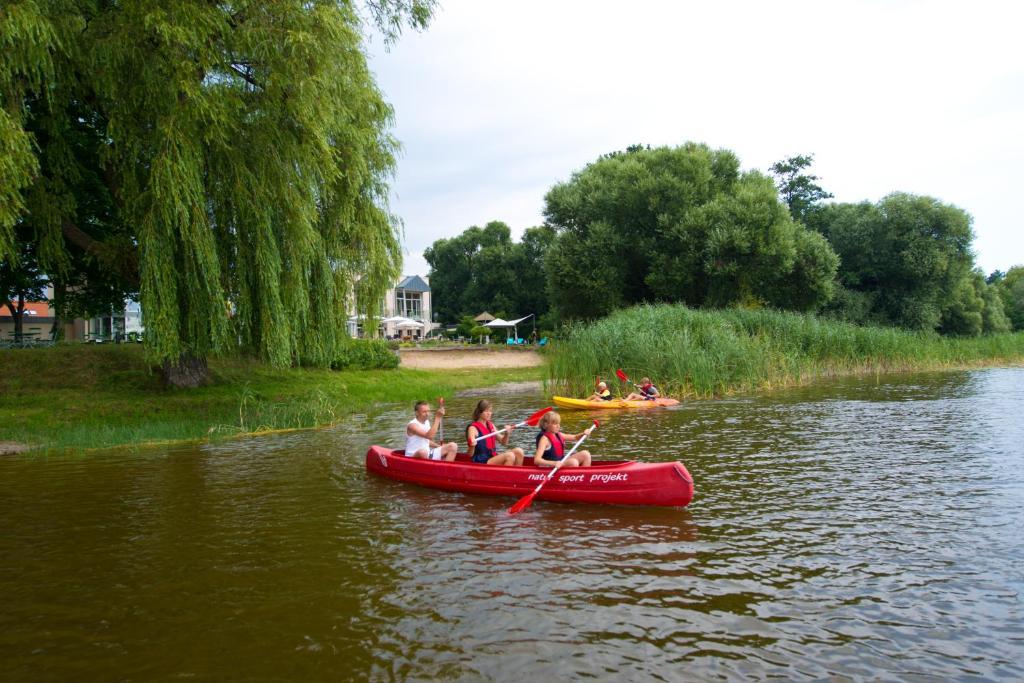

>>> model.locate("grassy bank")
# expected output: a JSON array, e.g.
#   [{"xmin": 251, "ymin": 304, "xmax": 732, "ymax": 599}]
[
  {"xmin": 0, "ymin": 345, "xmax": 542, "ymax": 452},
  {"xmin": 548, "ymin": 304, "xmax": 1024, "ymax": 397}
]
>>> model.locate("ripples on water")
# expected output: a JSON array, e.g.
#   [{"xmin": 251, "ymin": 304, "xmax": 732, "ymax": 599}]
[{"xmin": 1, "ymin": 369, "xmax": 1022, "ymax": 680}]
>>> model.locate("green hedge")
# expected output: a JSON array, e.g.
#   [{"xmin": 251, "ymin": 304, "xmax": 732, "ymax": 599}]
[{"xmin": 331, "ymin": 339, "xmax": 399, "ymax": 370}]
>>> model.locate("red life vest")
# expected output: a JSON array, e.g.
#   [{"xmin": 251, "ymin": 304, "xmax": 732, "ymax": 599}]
[
  {"xmin": 536, "ymin": 429, "xmax": 565, "ymax": 461},
  {"xmin": 468, "ymin": 420, "xmax": 497, "ymax": 457}
]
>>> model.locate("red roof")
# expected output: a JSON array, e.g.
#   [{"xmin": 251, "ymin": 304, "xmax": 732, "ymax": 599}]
[{"xmin": 1, "ymin": 301, "xmax": 52, "ymax": 317}]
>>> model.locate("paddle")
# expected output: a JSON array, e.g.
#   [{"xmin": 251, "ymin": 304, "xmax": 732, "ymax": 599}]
[
  {"xmin": 616, "ymin": 368, "xmax": 654, "ymax": 400},
  {"xmin": 438, "ymin": 396, "xmax": 445, "ymax": 443},
  {"xmin": 474, "ymin": 406, "xmax": 554, "ymax": 440},
  {"xmin": 508, "ymin": 419, "xmax": 599, "ymax": 514}
]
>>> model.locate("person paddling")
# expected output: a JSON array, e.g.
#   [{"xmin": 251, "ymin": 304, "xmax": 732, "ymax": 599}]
[
  {"xmin": 534, "ymin": 411, "xmax": 592, "ymax": 468},
  {"xmin": 585, "ymin": 380, "xmax": 614, "ymax": 402},
  {"xmin": 466, "ymin": 400, "xmax": 525, "ymax": 466},
  {"xmin": 405, "ymin": 400, "xmax": 457, "ymax": 461},
  {"xmin": 625, "ymin": 377, "xmax": 660, "ymax": 401}
]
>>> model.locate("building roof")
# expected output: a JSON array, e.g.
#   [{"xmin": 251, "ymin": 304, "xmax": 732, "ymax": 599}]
[
  {"xmin": 396, "ymin": 274, "xmax": 430, "ymax": 292},
  {"xmin": 1, "ymin": 301, "xmax": 52, "ymax": 317},
  {"xmin": 473, "ymin": 311, "xmax": 495, "ymax": 322}
]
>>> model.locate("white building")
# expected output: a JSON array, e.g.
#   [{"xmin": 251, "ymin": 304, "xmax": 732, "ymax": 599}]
[{"xmin": 347, "ymin": 274, "xmax": 435, "ymax": 340}]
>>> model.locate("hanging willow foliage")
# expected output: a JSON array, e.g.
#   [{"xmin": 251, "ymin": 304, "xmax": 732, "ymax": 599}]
[{"xmin": 1, "ymin": 0, "xmax": 432, "ymax": 384}]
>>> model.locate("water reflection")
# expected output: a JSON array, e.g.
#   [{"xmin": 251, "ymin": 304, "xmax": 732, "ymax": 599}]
[{"xmin": 1, "ymin": 369, "xmax": 1022, "ymax": 679}]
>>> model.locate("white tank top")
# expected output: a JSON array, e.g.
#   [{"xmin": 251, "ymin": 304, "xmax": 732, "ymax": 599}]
[{"xmin": 405, "ymin": 417, "xmax": 431, "ymax": 456}]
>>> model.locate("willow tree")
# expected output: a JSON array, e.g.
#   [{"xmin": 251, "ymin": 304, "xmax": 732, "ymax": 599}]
[{"xmin": 1, "ymin": 0, "xmax": 433, "ymax": 386}]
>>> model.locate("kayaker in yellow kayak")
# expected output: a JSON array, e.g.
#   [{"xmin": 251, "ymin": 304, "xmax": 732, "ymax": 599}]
[
  {"xmin": 466, "ymin": 399, "xmax": 526, "ymax": 466},
  {"xmin": 624, "ymin": 377, "xmax": 660, "ymax": 401},
  {"xmin": 585, "ymin": 380, "xmax": 614, "ymax": 402},
  {"xmin": 534, "ymin": 411, "xmax": 593, "ymax": 468}
]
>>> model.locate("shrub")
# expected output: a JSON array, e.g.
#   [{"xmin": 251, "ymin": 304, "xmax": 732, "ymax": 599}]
[{"xmin": 331, "ymin": 339, "xmax": 399, "ymax": 370}]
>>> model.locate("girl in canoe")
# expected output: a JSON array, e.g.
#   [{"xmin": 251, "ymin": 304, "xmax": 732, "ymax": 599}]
[
  {"xmin": 466, "ymin": 400, "xmax": 526, "ymax": 466},
  {"xmin": 534, "ymin": 411, "xmax": 593, "ymax": 468},
  {"xmin": 625, "ymin": 377, "xmax": 660, "ymax": 401}
]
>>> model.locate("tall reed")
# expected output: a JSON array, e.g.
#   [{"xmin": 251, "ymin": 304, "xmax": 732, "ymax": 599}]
[{"xmin": 547, "ymin": 304, "xmax": 1024, "ymax": 397}]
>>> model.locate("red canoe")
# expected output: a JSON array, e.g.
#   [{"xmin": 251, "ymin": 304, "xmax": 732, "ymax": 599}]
[{"xmin": 365, "ymin": 446, "xmax": 695, "ymax": 508}]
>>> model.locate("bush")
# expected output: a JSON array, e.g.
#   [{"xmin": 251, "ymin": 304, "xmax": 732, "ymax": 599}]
[{"xmin": 331, "ymin": 339, "xmax": 399, "ymax": 370}]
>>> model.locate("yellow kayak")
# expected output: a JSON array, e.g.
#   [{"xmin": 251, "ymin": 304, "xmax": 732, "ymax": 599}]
[{"xmin": 552, "ymin": 395, "xmax": 680, "ymax": 410}]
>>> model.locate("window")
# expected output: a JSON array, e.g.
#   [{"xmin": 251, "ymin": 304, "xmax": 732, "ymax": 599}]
[{"xmin": 396, "ymin": 289, "xmax": 422, "ymax": 320}]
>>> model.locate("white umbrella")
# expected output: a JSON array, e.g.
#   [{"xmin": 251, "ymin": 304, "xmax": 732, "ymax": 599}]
[
  {"xmin": 395, "ymin": 319, "xmax": 424, "ymax": 329},
  {"xmin": 483, "ymin": 318, "xmax": 515, "ymax": 342},
  {"xmin": 485, "ymin": 315, "xmax": 533, "ymax": 341}
]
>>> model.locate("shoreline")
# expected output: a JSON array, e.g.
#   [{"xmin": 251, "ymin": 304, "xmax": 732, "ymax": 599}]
[
  {"xmin": 5, "ymin": 343, "xmax": 1022, "ymax": 455},
  {"xmin": 0, "ymin": 345, "xmax": 545, "ymax": 455}
]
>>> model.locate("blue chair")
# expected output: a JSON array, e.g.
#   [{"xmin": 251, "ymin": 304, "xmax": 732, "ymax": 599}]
[{"xmin": 538, "ymin": 337, "xmax": 548, "ymax": 346}]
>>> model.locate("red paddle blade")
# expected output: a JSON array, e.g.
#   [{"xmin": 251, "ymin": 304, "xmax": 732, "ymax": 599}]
[
  {"xmin": 615, "ymin": 368, "xmax": 629, "ymax": 383},
  {"xmin": 508, "ymin": 491, "xmax": 537, "ymax": 514},
  {"xmin": 523, "ymin": 406, "xmax": 553, "ymax": 427}
]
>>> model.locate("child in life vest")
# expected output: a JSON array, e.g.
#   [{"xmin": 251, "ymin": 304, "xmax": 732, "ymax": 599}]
[
  {"xmin": 586, "ymin": 380, "xmax": 613, "ymax": 402},
  {"xmin": 625, "ymin": 377, "xmax": 660, "ymax": 401},
  {"xmin": 466, "ymin": 399, "xmax": 525, "ymax": 466},
  {"xmin": 534, "ymin": 411, "xmax": 592, "ymax": 468}
]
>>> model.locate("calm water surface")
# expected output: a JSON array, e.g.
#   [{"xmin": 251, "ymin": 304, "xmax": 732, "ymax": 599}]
[{"xmin": 2, "ymin": 369, "xmax": 1022, "ymax": 680}]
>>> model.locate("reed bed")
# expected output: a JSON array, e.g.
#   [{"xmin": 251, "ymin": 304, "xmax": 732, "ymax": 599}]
[{"xmin": 547, "ymin": 304, "xmax": 1024, "ymax": 398}]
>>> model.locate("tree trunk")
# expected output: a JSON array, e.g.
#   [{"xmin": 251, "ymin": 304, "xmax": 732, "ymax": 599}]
[
  {"xmin": 161, "ymin": 353, "xmax": 210, "ymax": 388},
  {"xmin": 13, "ymin": 292, "xmax": 25, "ymax": 340},
  {"xmin": 49, "ymin": 284, "xmax": 64, "ymax": 342}
]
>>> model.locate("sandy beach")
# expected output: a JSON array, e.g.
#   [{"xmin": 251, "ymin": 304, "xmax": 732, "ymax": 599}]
[{"xmin": 398, "ymin": 348, "xmax": 543, "ymax": 369}]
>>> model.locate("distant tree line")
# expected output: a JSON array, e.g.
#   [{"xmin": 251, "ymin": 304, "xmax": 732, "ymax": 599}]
[
  {"xmin": 423, "ymin": 221, "xmax": 555, "ymax": 327},
  {"xmin": 426, "ymin": 144, "xmax": 1022, "ymax": 337}
]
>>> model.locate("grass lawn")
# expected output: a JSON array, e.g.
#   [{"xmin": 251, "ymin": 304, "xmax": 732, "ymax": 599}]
[{"xmin": 0, "ymin": 344, "xmax": 543, "ymax": 452}]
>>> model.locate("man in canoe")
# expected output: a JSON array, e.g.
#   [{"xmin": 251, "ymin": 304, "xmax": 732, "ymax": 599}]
[
  {"xmin": 625, "ymin": 377, "xmax": 660, "ymax": 401},
  {"xmin": 534, "ymin": 411, "xmax": 593, "ymax": 468},
  {"xmin": 405, "ymin": 400, "xmax": 458, "ymax": 461},
  {"xmin": 585, "ymin": 380, "xmax": 614, "ymax": 402},
  {"xmin": 465, "ymin": 400, "xmax": 525, "ymax": 466}
]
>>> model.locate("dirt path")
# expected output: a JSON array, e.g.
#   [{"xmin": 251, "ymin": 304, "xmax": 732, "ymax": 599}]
[
  {"xmin": 399, "ymin": 348, "xmax": 543, "ymax": 369},
  {"xmin": 0, "ymin": 441, "xmax": 32, "ymax": 456}
]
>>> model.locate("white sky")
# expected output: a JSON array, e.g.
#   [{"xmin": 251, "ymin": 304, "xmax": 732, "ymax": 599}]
[{"xmin": 367, "ymin": 0, "xmax": 1024, "ymax": 277}]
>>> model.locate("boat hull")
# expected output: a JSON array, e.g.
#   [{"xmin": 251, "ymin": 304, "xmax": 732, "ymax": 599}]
[
  {"xmin": 365, "ymin": 446, "xmax": 694, "ymax": 508},
  {"xmin": 552, "ymin": 395, "xmax": 680, "ymax": 410}
]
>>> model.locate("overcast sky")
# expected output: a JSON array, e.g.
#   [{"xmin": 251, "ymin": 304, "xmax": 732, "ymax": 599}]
[{"xmin": 367, "ymin": 0, "xmax": 1023, "ymax": 278}]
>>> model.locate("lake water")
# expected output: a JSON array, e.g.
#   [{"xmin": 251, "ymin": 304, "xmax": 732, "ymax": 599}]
[{"xmin": 2, "ymin": 368, "xmax": 1022, "ymax": 680}]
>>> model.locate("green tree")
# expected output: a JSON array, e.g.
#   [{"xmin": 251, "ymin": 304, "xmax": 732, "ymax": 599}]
[
  {"xmin": 1, "ymin": 0, "xmax": 434, "ymax": 386},
  {"xmin": 543, "ymin": 143, "xmax": 838, "ymax": 320},
  {"xmin": 811, "ymin": 193, "xmax": 976, "ymax": 331},
  {"xmin": 995, "ymin": 266, "xmax": 1024, "ymax": 330},
  {"xmin": 939, "ymin": 270, "xmax": 1010, "ymax": 336},
  {"xmin": 0, "ymin": 224, "xmax": 48, "ymax": 340},
  {"xmin": 424, "ymin": 221, "xmax": 551, "ymax": 323},
  {"xmin": 769, "ymin": 154, "xmax": 834, "ymax": 223},
  {"xmin": 425, "ymin": 221, "xmax": 512, "ymax": 321}
]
